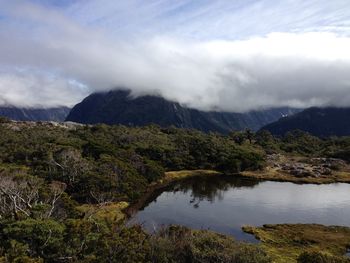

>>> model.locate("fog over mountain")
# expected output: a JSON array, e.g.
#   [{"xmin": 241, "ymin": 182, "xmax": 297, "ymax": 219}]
[
  {"xmin": 0, "ymin": 106, "xmax": 70, "ymax": 122},
  {"xmin": 66, "ymin": 90, "xmax": 301, "ymax": 133},
  {"xmin": 1, "ymin": 0, "xmax": 350, "ymax": 111},
  {"xmin": 261, "ymin": 107, "xmax": 350, "ymax": 137}
]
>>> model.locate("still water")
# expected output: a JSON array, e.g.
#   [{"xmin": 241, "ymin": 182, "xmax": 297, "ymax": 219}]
[{"xmin": 131, "ymin": 175, "xmax": 350, "ymax": 241}]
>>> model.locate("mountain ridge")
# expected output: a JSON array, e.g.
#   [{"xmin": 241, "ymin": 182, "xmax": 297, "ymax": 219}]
[
  {"xmin": 260, "ymin": 107, "xmax": 350, "ymax": 137},
  {"xmin": 66, "ymin": 89, "xmax": 300, "ymax": 133},
  {"xmin": 0, "ymin": 106, "xmax": 71, "ymax": 122}
]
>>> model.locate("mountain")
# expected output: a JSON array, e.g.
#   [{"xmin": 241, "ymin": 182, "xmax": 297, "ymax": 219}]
[
  {"xmin": 66, "ymin": 90, "xmax": 300, "ymax": 133},
  {"xmin": 0, "ymin": 106, "xmax": 71, "ymax": 122},
  {"xmin": 260, "ymin": 107, "xmax": 350, "ymax": 137}
]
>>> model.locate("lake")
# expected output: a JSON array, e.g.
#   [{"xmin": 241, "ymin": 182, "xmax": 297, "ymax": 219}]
[{"xmin": 130, "ymin": 175, "xmax": 350, "ymax": 241}]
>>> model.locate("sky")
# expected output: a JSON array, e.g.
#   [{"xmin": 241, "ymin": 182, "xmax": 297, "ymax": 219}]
[{"xmin": 0, "ymin": 0, "xmax": 350, "ymax": 111}]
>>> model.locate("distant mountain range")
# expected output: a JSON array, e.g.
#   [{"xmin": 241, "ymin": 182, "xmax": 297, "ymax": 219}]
[
  {"xmin": 2, "ymin": 91, "xmax": 349, "ymax": 137},
  {"xmin": 261, "ymin": 107, "xmax": 350, "ymax": 137},
  {"xmin": 66, "ymin": 90, "xmax": 300, "ymax": 133},
  {"xmin": 0, "ymin": 106, "xmax": 70, "ymax": 122}
]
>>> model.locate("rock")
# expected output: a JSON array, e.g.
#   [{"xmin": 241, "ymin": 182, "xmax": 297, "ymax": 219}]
[{"xmin": 311, "ymin": 158, "xmax": 346, "ymax": 168}]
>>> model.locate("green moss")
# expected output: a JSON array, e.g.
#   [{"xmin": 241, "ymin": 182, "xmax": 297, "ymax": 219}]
[
  {"xmin": 241, "ymin": 169, "xmax": 350, "ymax": 184},
  {"xmin": 76, "ymin": 202, "xmax": 129, "ymax": 223},
  {"xmin": 162, "ymin": 169, "xmax": 221, "ymax": 182}
]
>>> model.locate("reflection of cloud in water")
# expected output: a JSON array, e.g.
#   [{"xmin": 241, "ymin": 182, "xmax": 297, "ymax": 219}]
[{"xmin": 237, "ymin": 182, "xmax": 350, "ymax": 210}]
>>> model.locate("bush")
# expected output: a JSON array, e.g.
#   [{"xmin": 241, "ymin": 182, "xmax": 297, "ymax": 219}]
[
  {"xmin": 1, "ymin": 219, "xmax": 65, "ymax": 261},
  {"xmin": 148, "ymin": 226, "xmax": 272, "ymax": 263},
  {"xmin": 298, "ymin": 251, "xmax": 350, "ymax": 263},
  {"xmin": 0, "ymin": 116, "xmax": 10, "ymax": 123}
]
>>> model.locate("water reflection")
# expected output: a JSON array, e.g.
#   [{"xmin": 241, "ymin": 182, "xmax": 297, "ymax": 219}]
[
  {"xmin": 170, "ymin": 176, "xmax": 259, "ymax": 208},
  {"xmin": 132, "ymin": 175, "xmax": 350, "ymax": 241}
]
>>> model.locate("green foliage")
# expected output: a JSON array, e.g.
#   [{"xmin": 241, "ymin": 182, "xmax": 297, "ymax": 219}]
[
  {"xmin": 0, "ymin": 116, "xmax": 10, "ymax": 123},
  {"xmin": 297, "ymin": 251, "xmax": 350, "ymax": 263},
  {"xmin": 229, "ymin": 131, "xmax": 246, "ymax": 145},
  {"xmin": 0, "ymin": 218, "xmax": 272, "ymax": 263},
  {"xmin": 255, "ymin": 130, "xmax": 279, "ymax": 154},
  {"xmin": 1, "ymin": 219, "xmax": 65, "ymax": 261},
  {"xmin": 280, "ymin": 130, "xmax": 323, "ymax": 155},
  {"xmin": 147, "ymin": 225, "xmax": 272, "ymax": 263},
  {"xmin": 322, "ymin": 137, "xmax": 350, "ymax": 162},
  {"xmin": 244, "ymin": 224, "xmax": 350, "ymax": 263},
  {"xmin": 257, "ymin": 129, "xmax": 350, "ymax": 161},
  {"xmin": 1, "ymin": 122, "xmax": 350, "ymax": 262},
  {"xmin": 0, "ymin": 123, "xmax": 264, "ymax": 205}
]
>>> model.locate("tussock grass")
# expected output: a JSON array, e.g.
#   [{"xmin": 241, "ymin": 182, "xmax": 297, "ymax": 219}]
[
  {"xmin": 163, "ymin": 169, "xmax": 221, "ymax": 181},
  {"xmin": 77, "ymin": 202, "xmax": 129, "ymax": 223},
  {"xmin": 243, "ymin": 224, "xmax": 350, "ymax": 263}
]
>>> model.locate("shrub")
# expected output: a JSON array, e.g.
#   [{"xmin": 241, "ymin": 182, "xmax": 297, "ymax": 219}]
[
  {"xmin": 298, "ymin": 251, "xmax": 350, "ymax": 263},
  {"xmin": 0, "ymin": 116, "xmax": 10, "ymax": 123}
]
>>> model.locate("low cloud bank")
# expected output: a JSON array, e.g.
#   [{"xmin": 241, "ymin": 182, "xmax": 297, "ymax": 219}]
[{"xmin": 0, "ymin": 1, "xmax": 350, "ymax": 111}]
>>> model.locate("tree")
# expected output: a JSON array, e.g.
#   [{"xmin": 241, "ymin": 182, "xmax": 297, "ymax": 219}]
[
  {"xmin": 2, "ymin": 219, "xmax": 65, "ymax": 261},
  {"xmin": 229, "ymin": 131, "xmax": 246, "ymax": 145},
  {"xmin": 46, "ymin": 181, "xmax": 67, "ymax": 218},
  {"xmin": 0, "ymin": 171, "xmax": 66, "ymax": 220},
  {"xmin": 50, "ymin": 148, "xmax": 89, "ymax": 187},
  {"xmin": 0, "ymin": 173, "xmax": 42, "ymax": 219},
  {"xmin": 0, "ymin": 116, "xmax": 10, "ymax": 123},
  {"xmin": 245, "ymin": 129, "xmax": 254, "ymax": 144},
  {"xmin": 255, "ymin": 130, "xmax": 279, "ymax": 153}
]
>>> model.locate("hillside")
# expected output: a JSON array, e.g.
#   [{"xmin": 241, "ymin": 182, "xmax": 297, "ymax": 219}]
[
  {"xmin": 0, "ymin": 106, "xmax": 70, "ymax": 122},
  {"xmin": 261, "ymin": 107, "xmax": 350, "ymax": 137},
  {"xmin": 66, "ymin": 90, "xmax": 300, "ymax": 133}
]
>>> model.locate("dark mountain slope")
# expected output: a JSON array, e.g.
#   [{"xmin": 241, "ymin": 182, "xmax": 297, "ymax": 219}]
[
  {"xmin": 261, "ymin": 107, "xmax": 350, "ymax": 137},
  {"xmin": 0, "ymin": 106, "xmax": 71, "ymax": 122},
  {"xmin": 66, "ymin": 90, "xmax": 300, "ymax": 133}
]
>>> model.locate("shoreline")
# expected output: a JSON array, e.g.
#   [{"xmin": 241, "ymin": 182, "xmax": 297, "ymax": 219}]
[
  {"xmin": 124, "ymin": 169, "xmax": 350, "ymax": 262},
  {"xmin": 124, "ymin": 169, "xmax": 222, "ymax": 217},
  {"xmin": 124, "ymin": 168, "xmax": 350, "ymax": 217},
  {"xmin": 242, "ymin": 224, "xmax": 350, "ymax": 263},
  {"xmin": 240, "ymin": 170, "xmax": 350, "ymax": 184}
]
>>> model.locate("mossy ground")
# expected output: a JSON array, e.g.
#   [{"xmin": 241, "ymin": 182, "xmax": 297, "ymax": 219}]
[
  {"xmin": 77, "ymin": 202, "xmax": 129, "ymax": 223},
  {"xmin": 241, "ymin": 168, "xmax": 350, "ymax": 184},
  {"xmin": 241, "ymin": 154, "xmax": 350, "ymax": 184},
  {"xmin": 162, "ymin": 169, "xmax": 221, "ymax": 182},
  {"xmin": 242, "ymin": 224, "xmax": 350, "ymax": 263}
]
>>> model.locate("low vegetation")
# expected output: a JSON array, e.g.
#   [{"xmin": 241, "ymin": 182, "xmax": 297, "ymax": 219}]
[
  {"xmin": 0, "ymin": 122, "xmax": 265, "ymax": 262},
  {"xmin": 241, "ymin": 155, "xmax": 350, "ymax": 184},
  {"xmin": 76, "ymin": 201, "xmax": 129, "ymax": 223},
  {"xmin": 242, "ymin": 224, "xmax": 350, "ymax": 263},
  {"xmin": 1, "ymin": 121, "xmax": 350, "ymax": 262},
  {"xmin": 162, "ymin": 169, "xmax": 221, "ymax": 183},
  {"xmin": 240, "ymin": 129, "xmax": 350, "ymax": 183}
]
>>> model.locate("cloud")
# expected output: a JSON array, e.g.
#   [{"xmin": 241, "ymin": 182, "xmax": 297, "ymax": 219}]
[
  {"xmin": 0, "ymin": 1, "xmax": 350, "ymax": 111},
  {"xmin": 0, "ymin": 69, "xmax": 88, "ymax": 108}
]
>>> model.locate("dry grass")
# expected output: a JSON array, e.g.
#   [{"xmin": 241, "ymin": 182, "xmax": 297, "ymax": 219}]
[
  {"xmin": 241, "ymin": 169, "xmax": 350, "ymax": 184},
  {"xmin": 241, "ymin": 155, "xmax": 350, "ymax": 184},
  {"xmin": 243, "ymin": 224, "xmax": 350, "ymax": 263},
  {"xmin": 162, "ymin": 169, "xmax": 221, "ymax": 182},
  {"xmin": 77, "ymin": 201, "xmax": 129, "ymax": 223}
]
